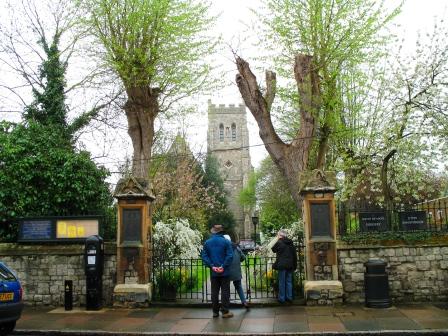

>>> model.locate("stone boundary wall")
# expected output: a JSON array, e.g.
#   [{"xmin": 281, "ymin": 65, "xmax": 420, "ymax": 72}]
[
  {"xmin": 0, "ymin": 243, "xmax": 117, "ymax": 306},
  {"xmin": 338, "ymin": 244, "xmax": 448, "ymax": 303}
]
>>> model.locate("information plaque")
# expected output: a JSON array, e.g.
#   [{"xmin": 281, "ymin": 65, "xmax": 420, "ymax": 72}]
[
  {"xmin": 359, "ymin": 212, "xmax": 388, "ymax": 232},
  {"xmin": 399, "ymin": 211, "xmax": 426, "ymax": 231},
  {"xmin": 310, "ymin": 202, "xmax": 332, "ymax": 238},
  {"xmin": 18, "ymin": 217, "xmax": 101, "ymax": 242},
  {"xmin": 122, "ymin": 208, "xmax": 142, "ymax": 243},
  {"xmin": 19, "ymin": 220, "xmax": 53, "ymax": 241}
]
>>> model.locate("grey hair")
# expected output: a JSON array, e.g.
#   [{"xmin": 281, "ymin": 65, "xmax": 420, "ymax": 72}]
[{"xmin": 278, "ymin": 230, "xmax": 287, "ymax": 238}]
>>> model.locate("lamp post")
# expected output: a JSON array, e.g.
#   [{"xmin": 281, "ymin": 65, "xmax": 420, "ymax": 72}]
[{"xmin": 251, "ymin": 212, "xmax": 259, "ymax": 244}]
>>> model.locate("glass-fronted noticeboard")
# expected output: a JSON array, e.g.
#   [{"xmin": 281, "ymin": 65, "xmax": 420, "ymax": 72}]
[{"xmin": 18, "ymin": 216, "xmax": 100, "ymax": 243}]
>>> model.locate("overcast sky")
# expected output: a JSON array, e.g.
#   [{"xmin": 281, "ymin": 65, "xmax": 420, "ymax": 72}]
[{"xmin": 1, "ymin": 0, "xmax": 447, "ymax": 185}]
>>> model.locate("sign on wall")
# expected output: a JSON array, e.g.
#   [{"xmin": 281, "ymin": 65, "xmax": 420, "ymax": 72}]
[
  {"xmin": 18, "ymin": 217, "xmax": 100, "ymax": 242},
  {"xmin": 399, "ymin": 211, "xmax": 427, "ymax": 231},
  {"xmin": 359, "ymin": 212, "xmax": 388, "ymax": 232}
]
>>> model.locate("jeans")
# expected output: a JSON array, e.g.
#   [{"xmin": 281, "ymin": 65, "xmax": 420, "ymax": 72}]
[
  {"xmin": 211, "ymin": 276, "xmax": 230, "ymax": 313},
  {"xmin": 278, "ymin": 269, "xmax": 293, "ymax": 302},
  {"xmin": 233, "ymin": 279, "xmax": 247, "ymax": 304}
]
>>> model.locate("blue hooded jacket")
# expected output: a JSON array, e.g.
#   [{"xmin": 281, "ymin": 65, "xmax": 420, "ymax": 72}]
[{"xmin": 201, "ymin": 233, "xmax": 233, "ymax": 277}]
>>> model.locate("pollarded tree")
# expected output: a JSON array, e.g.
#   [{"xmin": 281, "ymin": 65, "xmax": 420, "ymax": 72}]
[
  {"xmin": 79, "ymin": 0, "xmax": 219, "ymax": 179},
  {"xmin": 235, "ymin": 0, "xmax": 399, "ymax": 208}
]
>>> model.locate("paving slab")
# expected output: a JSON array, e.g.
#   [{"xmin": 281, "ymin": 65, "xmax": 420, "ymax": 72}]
[
  {"xmin": 239, "ymin": 317, "xmax": 274, "ymax": 333},
  {"xmin": 342, "ymin": 319, "xmax": 383, "ymax": 331},
  {"xmin": 274, "ymin": 321, "xmax": 309, "ymax": 332},
  {"xmin": 375, "ymin": 317, "xmax": 424, "ymax": 330},
  {"xmin": 14, "ymin": 303, "xmax": 448, "ymax": 334}
]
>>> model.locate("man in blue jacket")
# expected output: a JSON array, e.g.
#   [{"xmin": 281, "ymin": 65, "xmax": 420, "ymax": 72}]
[{"xmin": 201, "ymin": 223, "xmax": 234, "ymax": 318}]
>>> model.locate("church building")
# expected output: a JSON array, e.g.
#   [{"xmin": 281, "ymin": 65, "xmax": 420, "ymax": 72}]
[{"xmin": 207, "ymin": 100, "xmax": 254, "ymax": 239}]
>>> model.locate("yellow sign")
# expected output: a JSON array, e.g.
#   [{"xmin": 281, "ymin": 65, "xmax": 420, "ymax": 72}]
[
  {"xmin": 77, "ymin": 226, "xmax": 85, "ymax": 237},
  {"xmin": 57, "ymin": 221, "xmax": 67, "ymax": 235},
  {"xmin": 56, "ymin": 219, "xmax": 99, "ymax": 239},
  {"xmin": 67, "ymin": 226, "xmax": 77, "ymax": 238}
]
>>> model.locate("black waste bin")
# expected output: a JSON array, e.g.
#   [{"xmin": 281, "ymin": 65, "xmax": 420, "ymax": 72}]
[{"xmin": 364, "ymin": 258, "xmax": 391, "ymax": 308}]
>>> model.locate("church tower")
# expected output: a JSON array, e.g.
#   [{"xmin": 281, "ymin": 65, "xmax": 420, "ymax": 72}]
[{"xmin": 207, "ymin": 100, "xmax": 253, "ymax": 239}]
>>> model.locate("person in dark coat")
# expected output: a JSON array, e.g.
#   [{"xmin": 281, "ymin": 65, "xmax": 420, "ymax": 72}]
[
  {"xmin": 224, "ymin": 235, "xmax": 249, "ymax": 309},
  {"xmin": 271, "ymin": 230, "xmax": 297, "ymax": 303},
  {"xmin": 201, "ymin": 224, "xmax": 234, "ymax": 318}
]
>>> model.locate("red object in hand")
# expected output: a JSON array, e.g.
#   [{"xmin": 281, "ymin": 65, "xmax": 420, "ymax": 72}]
[{"xmin": 212, "ymin": 266, "xmax": 224, "ymax": 273}]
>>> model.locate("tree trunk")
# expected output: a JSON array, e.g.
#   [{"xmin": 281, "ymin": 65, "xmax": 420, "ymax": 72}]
[
  {"xmin": 123, "ymin": 86, "xmax": 160, "ymax": 179},
  {"xmin": 235, "ymin": 54, "xmax": 320, "ymax": 208},
  {"xmin": 381, "ymin": 149, "xmax": 397, "ymax": 210}
]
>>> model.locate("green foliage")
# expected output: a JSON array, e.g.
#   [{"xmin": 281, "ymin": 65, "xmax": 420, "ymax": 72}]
[
  {"xmin": 0, "ymin": 121, "xmax": 113, "ymax": 241},
  {"xmin": 206, "ymin": 210, "xmax": 235, "ymax": 235},
  {"xmin": 23, "ymin": 33, "xmax": 68, "ymax": 130},
  {"xmin": 257, "ymin": 157, "xmax": 298, "ymax": 235},
  {"xmin": 341, "ymin": 231, "xmax": 448, "ymax": 245},
  {"xmin": 238, "ymin": 172, "xmax": 257, "ymax": 207},
  {"xmin": 203, "ymin": 154, "xmax": 227, "ymax": 206},
  {"xmin": 203, "ymin": 153, "xmax": 235, "ymax": 233},
  {"xmin": 256, "ymin": 0, "xmax": 401, "ymax": 147},
  {"xmin": 80, "ymin": 0, "xmax": 219, "ymax": 94}
]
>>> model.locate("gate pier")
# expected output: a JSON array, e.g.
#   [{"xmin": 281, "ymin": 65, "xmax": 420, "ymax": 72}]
[
  {"xmin": 299, "ymin": 170, "xmax": 343, "ymax": 305},
  {"xmin": 113, "ymin": 176, "xmax": 155, "ymax": 307}
]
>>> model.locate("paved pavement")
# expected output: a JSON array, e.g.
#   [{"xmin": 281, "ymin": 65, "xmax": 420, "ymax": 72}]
[{"xmin": 14, "ymin": 303, "xmax": 448, "ymax": 335}]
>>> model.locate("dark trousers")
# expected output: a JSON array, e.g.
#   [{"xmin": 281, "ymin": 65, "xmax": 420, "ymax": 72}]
[{"xmin": 211, "ymin": 276, "xmax": 230, "ymax": 313}]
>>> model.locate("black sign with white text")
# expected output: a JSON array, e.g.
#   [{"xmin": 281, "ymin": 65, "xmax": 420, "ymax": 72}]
[
  {"xmin": 359, "ymin": 212, "xmax": 388, "ymax": 232},
  {"xmin": 399, "ymin": 211, "xmax": 426, "ymax": 231}
]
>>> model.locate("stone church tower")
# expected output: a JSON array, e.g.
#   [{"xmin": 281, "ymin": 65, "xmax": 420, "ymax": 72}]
[{"xmin": 207, "ymin": 100, "xmax": 253, "ymax": 239}]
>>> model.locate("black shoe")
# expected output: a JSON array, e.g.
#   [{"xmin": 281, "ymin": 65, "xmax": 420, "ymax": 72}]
[
  {"xmin": 277, "ymin": 299, "xmax": 285, "ymax": 304},
  {"xmin": 286, "ymin": 299, "xmax": 293, "ymax": 304},
  {"xmin": 243, "ymin": 302, "xmax": 250, "ymax": 310},
  {"xmin": 213, "ymin": 312, "xmax": 219, "ymax": 318}
]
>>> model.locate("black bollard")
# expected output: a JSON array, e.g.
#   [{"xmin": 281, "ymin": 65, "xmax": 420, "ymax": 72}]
[{"xmin": 64, "ymin": 280, "xmax": 73, "ymax": 311}]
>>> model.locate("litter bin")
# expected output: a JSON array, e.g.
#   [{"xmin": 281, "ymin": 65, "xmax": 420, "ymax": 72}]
[{"xmin": 364, "ymin": 258, "xmax": 391, "ymax": 308}]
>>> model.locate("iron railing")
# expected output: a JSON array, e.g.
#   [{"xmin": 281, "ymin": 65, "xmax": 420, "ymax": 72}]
[
  {"xmin": 151, "ymin": 237, "xmax": 305, "ymax": 302},
  {"xmin": 337, "ymin": 198, "xmax": 448, "ymax": 236}
]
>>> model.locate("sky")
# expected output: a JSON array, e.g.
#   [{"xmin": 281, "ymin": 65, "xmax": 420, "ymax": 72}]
[{"xmin": 0, "ymin": 0, "xmax": 447, "ymax": 186}]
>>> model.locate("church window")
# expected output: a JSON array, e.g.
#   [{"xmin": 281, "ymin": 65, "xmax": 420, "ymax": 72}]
[
  {"xmin": 231, "ymin": 123, "xmax": 236, "ymax": 141},
  {"xmin": 219, "ymin": 124, "xmax": 224, "ymax": 141}
]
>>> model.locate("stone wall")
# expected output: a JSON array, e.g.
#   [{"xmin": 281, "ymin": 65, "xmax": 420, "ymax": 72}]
[
  {"xmin": 0, "ymin": 243, "xmax": 116, "ymax": 306},
  {"xmin": 338, "ymin": 244, "xmax": 448, "ymax": 303}
]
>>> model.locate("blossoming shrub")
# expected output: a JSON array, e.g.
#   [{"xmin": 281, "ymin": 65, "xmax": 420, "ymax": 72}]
[{"xmin": 153, "ymin": 218, "xmax": 203, "ymax": 259}]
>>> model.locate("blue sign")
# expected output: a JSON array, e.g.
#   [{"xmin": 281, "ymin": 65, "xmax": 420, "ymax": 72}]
[{"xmin": 20, "ymin": 220, "xmax": 53, "ymax": 240}]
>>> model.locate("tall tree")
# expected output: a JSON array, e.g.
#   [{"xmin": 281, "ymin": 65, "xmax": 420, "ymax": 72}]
[
  {"xmin": 0, "ymin": 0, "xmax": 116, "ymax": 137},
  {"xmin": 235, "ymin": 0, "xmax": 399, "ymax": 208},
  {"xmin": 79, "ymin": 0, "xmax": 219, "ymax": 179}
]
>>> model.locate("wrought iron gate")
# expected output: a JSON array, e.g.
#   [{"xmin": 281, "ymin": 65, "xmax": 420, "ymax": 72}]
[{"xmin": 151, "ymin": 238, "xmax": 305, "ymax": 302}]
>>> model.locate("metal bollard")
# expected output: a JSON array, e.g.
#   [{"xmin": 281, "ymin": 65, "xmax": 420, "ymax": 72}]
[{"xmin": 64, "ymin": 280, "xmax": 73, "ymax": 311}]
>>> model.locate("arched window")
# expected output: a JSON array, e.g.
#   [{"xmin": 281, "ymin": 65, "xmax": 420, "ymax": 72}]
[
  {"xmin": 231, "ymin": 123, "xmax": 236, "ymax": 141},
  {"xmin": 219, "ymin": 124, "xmax": 224, "ymax": 142}
]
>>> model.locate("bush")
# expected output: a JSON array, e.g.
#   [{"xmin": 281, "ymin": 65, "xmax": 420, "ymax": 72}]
[{"xmin": 0, "ymin": 121, "xmax": 113, "ymax": 241}]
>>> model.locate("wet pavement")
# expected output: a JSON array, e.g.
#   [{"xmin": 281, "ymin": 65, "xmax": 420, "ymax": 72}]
[{"xmin": 14, "ymin": 303, "xmax": 448, "ymax": 334}]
